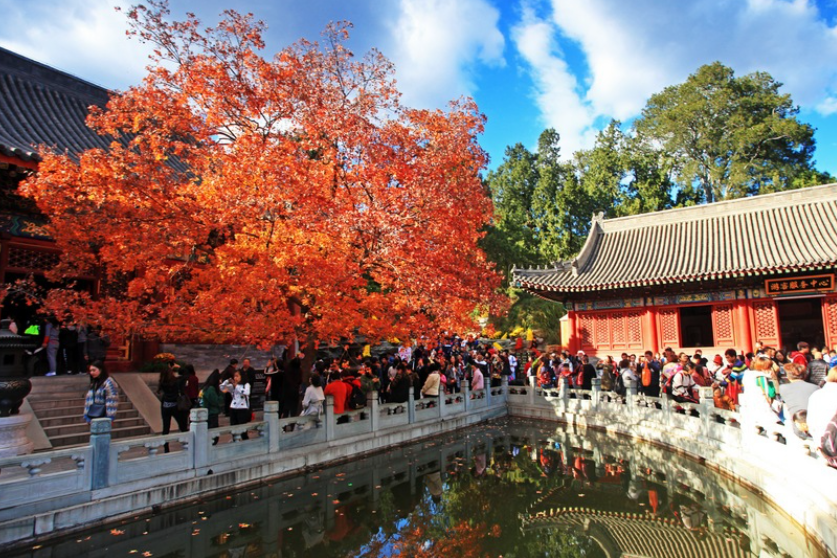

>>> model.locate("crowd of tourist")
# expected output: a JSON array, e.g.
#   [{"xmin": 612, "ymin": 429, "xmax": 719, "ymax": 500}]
[
  {"xmin": 73, "ymin": 331, "xmax": 837, "ymax": 467},
  {"xmin": 527, "ymin": 341, "xmax": 837, "ymax": 455}
]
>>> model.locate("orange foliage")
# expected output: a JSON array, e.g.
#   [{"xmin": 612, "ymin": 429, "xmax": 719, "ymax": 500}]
[
  {"xmin": 20, "ymin": 1, "xmax": 504, "ymax": 347},
  {"xmin": 359, "ymin": 519, "xmax": 501, "ymax": 558}
]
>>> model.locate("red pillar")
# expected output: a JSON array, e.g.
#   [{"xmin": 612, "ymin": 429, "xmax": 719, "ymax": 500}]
[
  {"xmin": 734, "ymin": 300, "xmax": 753, "ymax": 354},
  {"xmin": 643, "ymin": 306, "xmax": 659, "ymax": 355},
  {"xmin": 564, "ymin": 310, "xmax": 579, "ymax": 353}
]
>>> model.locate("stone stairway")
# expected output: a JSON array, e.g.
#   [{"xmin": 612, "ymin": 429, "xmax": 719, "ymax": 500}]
[{"xmin": 28, "ymin": 376, "xmax": 153, "ymax": 448}]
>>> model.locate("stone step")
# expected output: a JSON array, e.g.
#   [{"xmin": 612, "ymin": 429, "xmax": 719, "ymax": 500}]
[
  {"xmin": 42, "ymin": 417, "xmax": 149, "ymax": 436},
  {"xmin": 38, "ymin": 406, "xmax": 140, "ymax": 429},
  {"xmin": 31, "ymin": 401, "xmax": 136, "ymax": 418},
  {"xmin": 28, "ymin": 394, "xmax": 130, "ymax": 406},
  {"xmin": 49, "ymin": 425, "xmax": 154, "ymax": 448}
]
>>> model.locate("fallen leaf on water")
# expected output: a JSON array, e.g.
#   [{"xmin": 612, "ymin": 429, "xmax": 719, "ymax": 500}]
[{"xmin": 111, "ymin": 529, "xmax": 125, "ymax": 536}]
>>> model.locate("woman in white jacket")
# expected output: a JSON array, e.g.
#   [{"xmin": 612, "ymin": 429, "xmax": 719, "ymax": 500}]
[
  {"xmin": 300, "ymin": 374, "xmax": 325, "ymax": 416},
  {"xmin": 221, "ymin": 370, "xmax": 251, "ymax": 440}
]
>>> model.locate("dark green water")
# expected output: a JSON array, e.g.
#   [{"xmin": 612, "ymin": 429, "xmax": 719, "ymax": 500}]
[{"xmin": 8, "ymin": 418, "xmax": 827, "ymax": 558}]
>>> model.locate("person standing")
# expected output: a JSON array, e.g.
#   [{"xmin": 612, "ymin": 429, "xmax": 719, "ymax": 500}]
[
  {"xmin": 83, "ymin": 361, "xmax": 119, "ymax": 423},
  {"xmin": 471, "ymin": 363, "xmax": 485, "ymax": 393},
  {"xmin": 158, "ymin": 367, "xmax": 188, "ymax": 451},
  {"xmin": 220, "ymin": 358, "xmax": 238, "ymax": 417},
  {"xmin": 183, "ymin": 364, "xmax": 200, "ymax": 407},
  {"xmin": 85, "ymin": 325, "xmax": 110, "ymax": 363},
  {"xmin": 281, "ymin": 352, "xmax": 303, "ymax": 418},
  {"xmin": 43, "ymin": 317, "xmax": 60, "ymax": 377},
  {"xmin": 264, "ymin": 357, "xmax": 282, "ymax": 403},
  {"xmin": 421, "ymin": 364, "xmax": 441, "ymax": 399},
  {"xmin": 58, "ymin": 321, "xmax": 80, "ymax": 375},
  {"xmin": 221, "ymin": 370, "xmax": 251, "ymax": 440},
  {"xmin": 201, "ymin": 372, "xmax": 223, "ymax": 431}
]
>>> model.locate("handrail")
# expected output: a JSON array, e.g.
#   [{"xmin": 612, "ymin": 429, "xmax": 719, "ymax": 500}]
[{"xmin": 0, "ymin": 378, "xmax": 509, "ymax": 524}]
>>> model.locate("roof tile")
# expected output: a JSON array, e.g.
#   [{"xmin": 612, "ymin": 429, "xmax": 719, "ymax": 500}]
[{"xmin": 514, "ymin": 184, "xmax": 837, "ymax": 293}]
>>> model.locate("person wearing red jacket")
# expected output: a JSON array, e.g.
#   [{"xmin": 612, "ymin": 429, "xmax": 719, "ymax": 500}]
[
  {"xmin": 324, "ymin": 370, "xmax": 352, "ymax": 414},
  {"xmin": 790, "ymin": 342, "xmax": 811, "ymax": 369}
]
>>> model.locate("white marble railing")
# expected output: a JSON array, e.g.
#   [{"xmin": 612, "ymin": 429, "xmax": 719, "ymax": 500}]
[{"xmin": 0, "ymin": 381, "xmax": 505, "ymax": 546}]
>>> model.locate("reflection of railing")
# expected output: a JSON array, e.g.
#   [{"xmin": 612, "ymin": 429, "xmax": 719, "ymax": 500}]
[
  {"xmin": 0, "ymin": 380, "xmax": 509, "ymax": 547},
  {"xmin": 507, "ymin": 376, "xmax": 837, "ymax": 558}
]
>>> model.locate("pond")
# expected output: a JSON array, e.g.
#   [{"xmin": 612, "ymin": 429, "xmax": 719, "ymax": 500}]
[{"xmin": 8, "ymin": 418, "xmax": 827, "ymax": 558}]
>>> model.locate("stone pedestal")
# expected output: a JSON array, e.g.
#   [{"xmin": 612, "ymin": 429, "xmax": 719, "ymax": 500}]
[{"xmin": 0, "ymin": 412, "xmax": 34, "ymax": 457}]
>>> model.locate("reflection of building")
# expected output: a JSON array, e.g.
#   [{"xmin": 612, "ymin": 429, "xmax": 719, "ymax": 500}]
[
  {"xmin": 514, "ymin": 185, "xmax": 837, "ymax": 356},
  {"xmin": 521, "ymin": 509, "xmax": 748, "ymax": 558},
  {"xmin": 0, "ymin": 47, "xmax": 152, "ymax": 370}
]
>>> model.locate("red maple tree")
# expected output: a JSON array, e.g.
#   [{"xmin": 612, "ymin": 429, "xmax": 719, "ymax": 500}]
[{"xmin": 20, "ymin": 1, "xmax": 504, "ymax": 348}]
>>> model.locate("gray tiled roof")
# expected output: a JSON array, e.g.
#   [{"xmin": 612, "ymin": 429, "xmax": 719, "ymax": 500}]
[
  {"xmin": 514, "ymin": 183, "xmax": 837, "ymax": 294},
  {"xmin": 0, "ymin": 47, "xmax": 113, "ymax": 163}
]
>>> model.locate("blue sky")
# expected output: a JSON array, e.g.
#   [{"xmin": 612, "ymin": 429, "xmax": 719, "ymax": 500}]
[{"xmin": 1, "ymin": 0, "xmax": 836, "ymax": 176}]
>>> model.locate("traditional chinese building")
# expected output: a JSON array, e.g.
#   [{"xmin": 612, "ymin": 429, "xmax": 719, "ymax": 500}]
[
  {"xmin": 514, "ymin": 184, "xmax": 837, "ymax": 356},
  {"xmin": 0, "ymin": 46, "xmax": 152, "ymax": 370}
]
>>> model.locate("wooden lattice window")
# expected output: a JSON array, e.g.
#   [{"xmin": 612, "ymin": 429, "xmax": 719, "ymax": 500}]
[
  {"xmin": 7, "ymin": 246, "xmax": 60, "ymax": 271},
  {"xmin": 594, "ymin": 314, "xmax": 610, "ymax": 347},
  {"xmin": 712, "ymin": 304, "xmax": 735, "ymax": 346},
  {"xmin": 823, "ymin": 298, "xmax": 837, "ymax": 349},
  {"xmin": 579, "ymin": 314, "xmax": 594, "ymax": 349},
  {"xmin": 753, "ymin": 301, "xmax": 780, "ymax": 348},
  {"xmin": 626, "ymin": 311, "xmax": 643, "ymax": 347},
  {"xmin": 611, "ymin": 311, "xmax": 626, "ymax": 346},
  {"xmin": 658, "ymin": 308, "xmax": 680, "ymax": 348}
]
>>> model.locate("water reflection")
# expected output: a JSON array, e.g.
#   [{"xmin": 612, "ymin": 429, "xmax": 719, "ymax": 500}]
[{"xmin": 9, "ymin": 418, "xmax": 825, "ymax": 558}]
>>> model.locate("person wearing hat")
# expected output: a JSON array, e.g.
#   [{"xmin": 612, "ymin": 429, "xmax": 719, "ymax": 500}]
[{"xmin": 708, "ymin": 354, "xmax": 725, "ymax": 382}]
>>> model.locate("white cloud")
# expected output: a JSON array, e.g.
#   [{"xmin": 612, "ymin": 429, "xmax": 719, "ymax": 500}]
[
  {"xmin": 819, "ymin": 97, "xmax": 837, "ymax": 116},
  {"xmin": 0, "ymin": 0, "xmax": 152, "ymax": 90},
  {"xmin": 387, "ymin": 0, "xmax": 505, "ymax": 109},
  {"xmin": 511, "ymin": 7, "xmax": 596, "ymax": 156},
  {"xmin": 515, "ymin": 0, "xmax": 837, "ymax": 157}
]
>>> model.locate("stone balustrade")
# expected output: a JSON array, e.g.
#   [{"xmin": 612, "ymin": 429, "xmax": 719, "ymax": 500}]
[{"xmin": 0, "ymin": 380, "xmax": 505, "ymax": 548}]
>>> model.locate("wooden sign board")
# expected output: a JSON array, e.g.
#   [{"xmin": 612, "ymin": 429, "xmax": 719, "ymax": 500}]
[{"xmin": 764, "ymin": 274, "xmax": 834, "ymax": 296}]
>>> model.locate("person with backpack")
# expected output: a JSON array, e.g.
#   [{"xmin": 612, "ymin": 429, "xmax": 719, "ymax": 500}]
[
  {"xmin": 638, "ymin": 351, "xmax": 661, "ymax": 397},
  {"xmin": 671, "ymin": 365, "xmax": 699, "ymax": 403},
  {"xmin": 615, "ymin": 359, "xmax": 635, "ymax": 397},
  {"xmin": 806, "ymin": 367, "xmax": 837, "ymax": 457}
]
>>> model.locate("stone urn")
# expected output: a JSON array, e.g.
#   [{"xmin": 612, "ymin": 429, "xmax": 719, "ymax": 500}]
[{"xmin": 0, "ymin": 321, "xmax": 37, "ymax": 456}]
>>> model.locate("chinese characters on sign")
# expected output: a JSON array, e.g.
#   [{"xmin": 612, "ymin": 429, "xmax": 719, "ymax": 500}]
[{"xmin": 765, "ymin": 275, "xmax": 834, "ymax": 295}]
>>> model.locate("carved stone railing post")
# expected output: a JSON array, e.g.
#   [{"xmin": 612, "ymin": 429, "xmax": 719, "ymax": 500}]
[
  {"xmin": 528, "ymin": 376, "xmax": 536, "ymax": 406},
  {"xmin": 190, "ymin": 407, "xmax": 209, "ymax": 468},
  {"xmin": 324, "ymin": 395, "xmax": 335, "ymax": 442},
  {"xmin": 699, "ymin": 386, "xmax": 714, "ymax": 434},
  {"xmin": 90, "ymin": 418, "xmax": 112, "ymax": 490},
  {"xmin": 463, "ymin": 380, "xmax": 471, "ymax": 412},
  {"xmin": 559, "ymin": 376, "xmax": 570, "ymax": 412},
  {"xmin": 408, "ymin": 391, "xmax": 416, "ymax": 424},
  {"xmin": 591, "ymin": 377, "xmax": 601, "ymax": 409},
  {"xmin": 439, "ymin": 386, "xmax": 446, "ymax": 418},
  {"xmin": 367, "ymin": 391, "xmax": 379, "ymax": 432},
  {"xmin": 263, "ymin": 400, "xmax": 280, "ymax": 453},
  {"xmin": 501, "ymin": 376, "xmax": 509, "ymax": 405}
]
